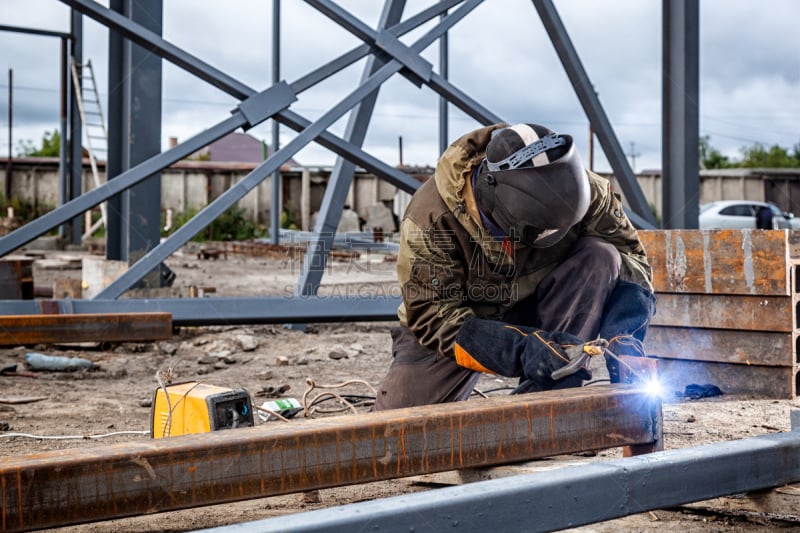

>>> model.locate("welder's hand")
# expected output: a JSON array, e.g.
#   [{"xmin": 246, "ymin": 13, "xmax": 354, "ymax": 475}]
[
  {"xmin": 598, "ymin": 282, "xmax": 656, "ymax": 383},
  {"xmin": 452, "ymin": 316, "xmax": 591, "ymax": 390}
]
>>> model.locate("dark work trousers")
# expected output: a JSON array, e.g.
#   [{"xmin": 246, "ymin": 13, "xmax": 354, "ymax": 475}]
[{"xmin": 373, "ymin": 236, "xmax": 621, "ymax": 411}]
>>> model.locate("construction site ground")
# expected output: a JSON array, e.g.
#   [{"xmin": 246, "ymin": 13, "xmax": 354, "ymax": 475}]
[{"xmin": 1, "ymin": 240, "xmax": 798, "ymax": 532}]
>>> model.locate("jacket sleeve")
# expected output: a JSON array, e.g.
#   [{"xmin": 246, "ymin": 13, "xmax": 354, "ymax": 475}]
[
  {"xmin": 579, "ymin": 172, "xmax": 653, "ymax": 292},
  {"xmin": 396, "ymin": 217, "xmax": 474, "ymax": 358}
]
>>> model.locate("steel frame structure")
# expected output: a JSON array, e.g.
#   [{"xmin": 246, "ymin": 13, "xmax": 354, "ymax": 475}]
[{"xmin": 0, "ymin": 0, "xmax": 697, "ymax": 323}]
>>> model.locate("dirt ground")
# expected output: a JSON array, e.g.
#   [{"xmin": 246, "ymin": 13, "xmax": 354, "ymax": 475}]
[{"xmin": 1, "ymin": 240, "xmax": 799, "ymax": 532}]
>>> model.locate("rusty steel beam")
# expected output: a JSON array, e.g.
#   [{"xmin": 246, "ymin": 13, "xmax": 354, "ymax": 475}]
[
  {"xmin": 0, "ymin": 312, "xmax": 173, "ymax": 345},
  {"xmin": 0, "ymin": 385, "xmax": 661, "ymax": 531}
]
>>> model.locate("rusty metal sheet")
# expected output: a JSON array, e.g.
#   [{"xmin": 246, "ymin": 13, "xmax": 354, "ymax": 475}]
[
  {"xmin": 0, "ymin": 385, "xmax": 660, "ymax": 532},
  {"xmin": 654, "ymin": 358, "xmax": 795, "ymax": 399},
  {"xmin": 640, "ymin": 229, "xmax": 790, "ymax": 296},
  {"xmin": 652, "ymin": 293, "xmax": 792, "ymax": 332},
  {"xmin": 646, "ymin": 326, "xmax": 792, "ymax": 367},
  {"xmin": 0, "ymin": 312, "xmax": 173, "ymax": 345}
]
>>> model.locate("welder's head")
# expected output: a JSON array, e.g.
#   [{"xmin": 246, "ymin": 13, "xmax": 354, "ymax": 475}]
[{"xmin": 474, "ymin": 123, "xmax": 590, "ymax": 248}]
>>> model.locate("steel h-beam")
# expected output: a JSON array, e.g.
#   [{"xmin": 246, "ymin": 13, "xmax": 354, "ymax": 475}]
[
  {"xmin": 662, "ymin": 0, "xmax": 699, "ymax": 229},
  {"xmin": 0, "ymin": 385, "xmax": 661, "ymax": 532},
  {"xmin": 67, "ymin": 10, "xmax": 83, "ymax": 243},
  {"xmin": 118, "ymin": 0, "xmax": 165, "ymax": 287}
]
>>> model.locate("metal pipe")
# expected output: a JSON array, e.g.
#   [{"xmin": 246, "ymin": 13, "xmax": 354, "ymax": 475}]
[{"xmin": 0, "ymin": 385, "xmax": 660, "ymax": 531}]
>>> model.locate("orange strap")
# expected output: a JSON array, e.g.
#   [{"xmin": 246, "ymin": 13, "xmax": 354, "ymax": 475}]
[{"xmin": 454, "ymin": 342, "xmax": 494, "ymax": 374}]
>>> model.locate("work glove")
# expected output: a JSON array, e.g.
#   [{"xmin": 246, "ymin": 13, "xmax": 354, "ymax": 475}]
[
  {"xmin": 453, "ymin": 316, "xmax": 600, "ymax": 392},
  {"xmin": 598, "ymin": 281, "xmax": 656, "ymax": 383}
]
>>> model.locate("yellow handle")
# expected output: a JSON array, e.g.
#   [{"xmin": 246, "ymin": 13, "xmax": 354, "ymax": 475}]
[{"xmin": 584, "ymin": 345, "xmax": 604, "ymax": 357}]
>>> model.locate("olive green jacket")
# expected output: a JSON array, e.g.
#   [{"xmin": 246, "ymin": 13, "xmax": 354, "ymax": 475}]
[{"xmin": 396, "ymin": 124, "xmax": 653, "ymax": 357}]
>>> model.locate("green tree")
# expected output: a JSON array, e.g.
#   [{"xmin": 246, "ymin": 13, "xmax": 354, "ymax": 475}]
[
  {"xmin": 699, "ymin": 135, "xmax": 732, "ymax": 169},
  {"xmin": 740, "ymin": 143, "xmax": 800, "ymax": 168},
  {"xmin": 700, "ymin": 136, "xmax": 800, "ymax": 169},
  {"xmin": 16, "ymin": 130, "xmax": 61, "ymax": 157}
]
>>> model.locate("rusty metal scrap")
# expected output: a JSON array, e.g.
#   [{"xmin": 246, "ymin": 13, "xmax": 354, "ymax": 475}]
[
  {"xmin": 0, "ymin": 312, "xmax": 173, "ymax": 346},
  {"xmin": 0, "ymin": 385, "xmax": 660, "ymax": 531},
  {"xmin": 640, "ymin": 229, "xmax": 793, "ymax": 296}
]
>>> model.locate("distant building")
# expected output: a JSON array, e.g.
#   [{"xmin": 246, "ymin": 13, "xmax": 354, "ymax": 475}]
[{"xmin": 184, "ymin": 132, "xmax": 300, "ymax": 166}]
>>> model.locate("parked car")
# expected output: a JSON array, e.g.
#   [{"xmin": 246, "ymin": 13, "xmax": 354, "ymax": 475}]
[{"xmin": 698, "ymin": 200, "xmax": 799, "ymax": 230}]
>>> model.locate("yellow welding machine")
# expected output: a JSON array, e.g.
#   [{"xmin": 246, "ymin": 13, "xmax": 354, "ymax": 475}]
[{"xmin": 151, "ymin": 381, "xmax": 254, "ymax": 439}]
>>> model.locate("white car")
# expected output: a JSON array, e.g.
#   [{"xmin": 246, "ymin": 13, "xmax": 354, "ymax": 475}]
[{"xmin": 698, "ymin": 200, "xmax": 798, "ymax": 230}]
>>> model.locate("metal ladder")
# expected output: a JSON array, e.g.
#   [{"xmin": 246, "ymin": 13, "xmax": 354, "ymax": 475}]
[{"xmin": 70, "ymin": 59, "xmax": 107, "ymax": 239}]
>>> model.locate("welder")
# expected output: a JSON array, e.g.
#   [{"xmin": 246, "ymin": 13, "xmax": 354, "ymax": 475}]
[{"xmin": 373, "ymin": 123, "xmax": 656, "ymax": 410}]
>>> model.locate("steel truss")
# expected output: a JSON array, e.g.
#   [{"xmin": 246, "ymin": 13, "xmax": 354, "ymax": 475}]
[{"xmin": 0, "ymin": 0, "xmax": 695, "ymax": 323}]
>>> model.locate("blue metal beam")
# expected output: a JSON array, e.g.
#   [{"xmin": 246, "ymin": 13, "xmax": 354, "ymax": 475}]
[
  {"xmin": 200, "ymin": 430, "xmax": 800, "ymax": 532},
  {"xmin": 0, "ymin": 296, "xmax": 401, "ymax": 326}
]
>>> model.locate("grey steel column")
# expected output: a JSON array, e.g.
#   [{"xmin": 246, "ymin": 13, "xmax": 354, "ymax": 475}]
[
  {"xmin": 296, "ymin": 0, "xmax": 407, "ymax": 296},
  {"xmin": 58, "ymin": 37, "xmax": 68, "ymax": 238},
  {"xmin": 662, "ymin": 0, "xmax": 699, "ymax": 229},
  {"xmin": 120, "ymin": 0, "xmax": 164, "ymax": 286},
  {"xmin": 271, "ymin": 0, "xmax": 281, "ymax": 244},
  {"xmin": 105, "ymin": 0, "xmax": 124, "ymax": 260},
  {"xmin": 68, "ymin": 10, "xmax": 83, "ymax": 244}
]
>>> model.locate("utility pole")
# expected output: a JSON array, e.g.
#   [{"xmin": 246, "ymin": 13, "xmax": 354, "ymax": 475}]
[
  {"xmin": 627, "ymin": 141, "xmax": 640, "ymax": 173},
  {"xmin": 6, "ymin": 68, "xmax": 12, "ymax": 202}
]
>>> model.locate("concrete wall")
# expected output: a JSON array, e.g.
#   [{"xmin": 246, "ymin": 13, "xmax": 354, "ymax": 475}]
[
  {"xmin": 602, "ymin": 168, "xmax": 800, "ymax": 219},
  {"xmin": 0, "ymin": 157, "xmax": 407, "ymax": 232},
  {"xmin": 4, "ymin": 158, "xmax": 799, "ymax": 228}
]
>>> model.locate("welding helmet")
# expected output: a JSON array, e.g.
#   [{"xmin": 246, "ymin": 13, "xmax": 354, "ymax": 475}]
[{"xmin": 474, "ymin": 123, "xmax": 590, "ymax": 248}]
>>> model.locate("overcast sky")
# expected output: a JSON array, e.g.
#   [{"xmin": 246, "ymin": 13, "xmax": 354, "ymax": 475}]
[{"xmin": 0, "ymin": 0, "xmax": 798, "ymax": 173}]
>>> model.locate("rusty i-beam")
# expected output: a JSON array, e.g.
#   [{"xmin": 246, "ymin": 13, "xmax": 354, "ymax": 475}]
[
  {"xmin": 0, "ymin": 312, "xmax": 173, "ymax": 346},
  {"xmin": 0, "ymin": 385, "xmax": 661, "ymax": 531}
]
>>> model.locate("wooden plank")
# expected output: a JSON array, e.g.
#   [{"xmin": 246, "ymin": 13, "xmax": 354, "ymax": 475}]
[
  {"xmin": 0, "ymin": 385, "xmax": 661, "ymax": 532},
  {"xmin": 646, "ymin": 326, "xmax": 792, "ymax": 366},
  {"xmin": 653, "ymin": 358, "xmax": 795, "ymax": 398},
  {"xmin": 652, "ymin": 293, "xmax": 792, "ymax": 332},
  {"xmin": 639, "ymin": 229, "xmax": 790, "ymax": 295},
  {"xmin": 0, "ymin": 312, "xmax": 173, "ymax": 345}
]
